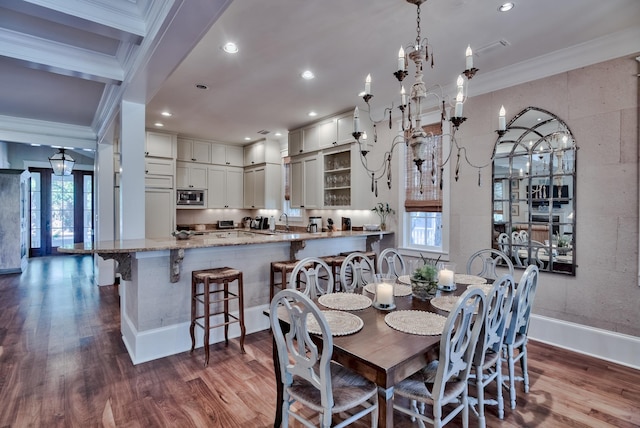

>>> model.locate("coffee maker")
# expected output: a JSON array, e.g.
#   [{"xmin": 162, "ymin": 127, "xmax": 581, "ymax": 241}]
[{"xmin": 307, "ymin": 216, "xmax": 322, "ymax": 233}]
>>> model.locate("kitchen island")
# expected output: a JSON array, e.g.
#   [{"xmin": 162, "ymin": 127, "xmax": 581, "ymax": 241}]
[{"xmin": 60, "ymin": 229, "xmax": 393, "ymax": 364}]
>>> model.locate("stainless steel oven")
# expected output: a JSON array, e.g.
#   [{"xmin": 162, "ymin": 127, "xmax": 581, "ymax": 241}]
[{"xmin": 176, "ymin": 189, "xmax": 206, "ymax": 207}]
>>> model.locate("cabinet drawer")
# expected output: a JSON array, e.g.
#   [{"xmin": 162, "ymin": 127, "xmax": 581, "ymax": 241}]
[
  {"xmin": 145, "ymin": 175, "xmax": 173, "ymax": 189},
  {"xmin": 145, "ymin": 159, "xmax": 174, "ymax": 176}
]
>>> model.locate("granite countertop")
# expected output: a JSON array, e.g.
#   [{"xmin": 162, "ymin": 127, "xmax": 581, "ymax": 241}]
[{"xmin": 59, "ymin": 229, "xmax": 392, "ymax": 254}]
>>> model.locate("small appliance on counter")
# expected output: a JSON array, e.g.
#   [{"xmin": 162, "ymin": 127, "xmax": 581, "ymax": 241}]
[
  {"xmin": 217, "ymin": 220, "xmax": 235, "ymax": 229},
  {"xmin": 251, "ymin": 216, "xmax": 269, "ymax": 230},
  {"xmin": 342, "ymin": 217, "xmax": 351, "ymax": 231},
  {"xmin": 307, "ymin": 216, "xmax": 322, "ymax": 233}
]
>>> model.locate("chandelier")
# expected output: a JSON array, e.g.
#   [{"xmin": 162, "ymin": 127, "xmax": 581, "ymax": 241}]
[
  {"xmin": 49, "ymin": 148, "xmax": 75, "ymax": 176},
  {"xmin": 352, "ymin": 0, "xmax": 479, "ymax": 195}
]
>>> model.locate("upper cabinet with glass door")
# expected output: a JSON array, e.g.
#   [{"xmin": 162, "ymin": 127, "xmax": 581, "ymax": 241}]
[{"xmin": 492, "ymin": 107, "xmax": 577, "ymax": 275}]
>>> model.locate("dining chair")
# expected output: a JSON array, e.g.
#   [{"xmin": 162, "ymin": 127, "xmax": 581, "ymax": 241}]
[
  {"xmin": 503, "ymin": 264, "xmax": 539, "ymax": 409},
  {"xmin": 270, "ymin": 289, "xmax": 379, "ymax": 428},
  {"xmin": 377, "ymin": 248, "xmax": 406, "ymax": 277},
  {"xmin": 393, "ymin": 287, "xmax": 487, "ymax": 428},
  {"xmin": 468, "ymin": 274, "xmax": 515, "ymax": 427},
  {"xmin": 290, "ymin": 257, "xmax": 335, "ymax": 297},
  {"xmin": 339, "ymin": 252, "xmax": 375, "ymax": 292},
  {"xmin": 466, "ymin": 249, "xmax": 514, "ymax": 280}
]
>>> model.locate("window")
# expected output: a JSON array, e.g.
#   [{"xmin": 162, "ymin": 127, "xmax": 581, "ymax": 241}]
[{"xmin": 402, "ymin": 120, "xmax": 446, "ymax": 254}]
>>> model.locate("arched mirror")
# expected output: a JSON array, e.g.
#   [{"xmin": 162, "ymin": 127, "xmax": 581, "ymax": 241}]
[{"xmin": 492, "ymin": 107, "xmax": 577, "ymax": 275}]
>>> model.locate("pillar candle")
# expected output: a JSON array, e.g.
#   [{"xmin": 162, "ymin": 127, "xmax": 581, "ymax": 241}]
[
  {"xmin": 439, "ymin": 269, "xmax": 454, "ymax": 287},
  {"xmin": 376, "ymin": 282, "xmax": 394, "ymax": 305}
]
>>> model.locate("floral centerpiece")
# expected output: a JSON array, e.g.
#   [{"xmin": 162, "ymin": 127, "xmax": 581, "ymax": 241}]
[
  {"xmin": 410, "ymin": 255, "xmax": 440, "ymax": 300},
  {"xmin": 371, "ymin": 202, "xmax": 395, "ymax": 231}
]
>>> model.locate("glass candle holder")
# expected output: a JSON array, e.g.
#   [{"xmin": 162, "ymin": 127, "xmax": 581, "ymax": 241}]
[
  {"xmin": 437, "ymin": 262, "xmax": 457, "ymax": 291},
  {"xmin": 372, "ymin": 274, "xmax": 396, "ymax": 310}
]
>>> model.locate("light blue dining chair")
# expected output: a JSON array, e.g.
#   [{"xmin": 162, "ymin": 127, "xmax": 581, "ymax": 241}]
[
  {"xmin": 503, "ymin": 264, "xmax": 539, "ymax": 409},
  {"xmin": 466, "ymin": 249, "xmax": 514, "ymax": 280},
  {"xmin": 339, "ymin": 252, "xmax": 375, "ymax": 292},
  {"xmin": 377, "ymin": 248, "xmax": 407, "ymax": 277},
  {"xmin": 289, "ymin": 257, "xmax": 335, "ymax": 297},
  {"xmin": 270, "ymin": 289, "xmax": 379, "ymax": 427},
  {"xmin": 393, "ymin": 287, "xmax": 487, "ymax": 428}
]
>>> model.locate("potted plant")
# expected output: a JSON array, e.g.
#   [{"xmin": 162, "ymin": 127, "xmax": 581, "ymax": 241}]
[
  {"xmin": 410, "ymin": 255, "xmax": 439, "ymax": 300},
  {"xmin": 371, "ymin": 202, "xmax": 395, "ymax": 231}
]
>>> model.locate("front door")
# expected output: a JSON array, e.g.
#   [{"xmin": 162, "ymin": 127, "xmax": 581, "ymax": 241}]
[{"xmin": 29, "ymin": 168, "xmax": 93, "ymax": 256}]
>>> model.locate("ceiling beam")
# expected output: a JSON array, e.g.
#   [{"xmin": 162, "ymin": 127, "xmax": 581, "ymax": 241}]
[{"xmin": 0, "ymin": 28, "xmax": 124, "ymax": 85}]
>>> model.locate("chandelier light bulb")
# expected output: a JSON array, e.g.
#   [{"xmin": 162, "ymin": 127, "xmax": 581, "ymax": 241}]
[
  {"xmin": 499, "ymin": 105, "xmax": 506, "ymax": 131},
  {"xmin": 364, "ymin": 74, "xmax": 371, "ymax": 95},
  {"xmin": 400, "ymin": 85, "xmax": 406, "ymax": 105},
  {"xmin": 398, "ymin": 46, "xmax": 405, "ymax": 70},
  {"xmin": 465, "ymin": 45, "xmax": 473, "ymax": 69}
]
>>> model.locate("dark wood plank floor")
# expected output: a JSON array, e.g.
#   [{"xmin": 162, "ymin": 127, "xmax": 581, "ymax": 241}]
[{"xmin": 1, "ymin": 255, "xmax": 639, "ymax": 427}]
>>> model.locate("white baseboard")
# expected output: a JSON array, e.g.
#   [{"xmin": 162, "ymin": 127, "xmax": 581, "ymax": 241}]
[
  {"xmin": 529, "ymin": 315, "xmax": 640, "ymax": 370},
  {"xmin": 121, "ymin": 304, "xmax": 271, "ymax": 365}
]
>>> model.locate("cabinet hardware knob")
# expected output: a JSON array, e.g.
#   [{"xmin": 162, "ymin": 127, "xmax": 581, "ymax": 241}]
[{"xmin": 192, "ymin": 158, "xmax": 196, "ymax": 161}]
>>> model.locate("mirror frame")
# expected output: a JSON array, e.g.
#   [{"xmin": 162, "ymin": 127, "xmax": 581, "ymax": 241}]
[{"xmin": 491, "ymin": 106, "xmax": 577, "ymax": 275}]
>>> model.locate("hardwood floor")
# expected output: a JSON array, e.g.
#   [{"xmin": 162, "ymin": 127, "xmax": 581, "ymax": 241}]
[{"xmin": 1, "ymin": 255, "xmax": 639, "ymax": 427}]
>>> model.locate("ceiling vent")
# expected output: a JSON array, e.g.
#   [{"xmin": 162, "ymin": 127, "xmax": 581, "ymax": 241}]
[
  {"xmin": 257, "ymin": 130, "xmax": 270, "ymax": 135},
  {"xmin": 475, "ymin": 39, "xmax": 510, "ymax": 57}
]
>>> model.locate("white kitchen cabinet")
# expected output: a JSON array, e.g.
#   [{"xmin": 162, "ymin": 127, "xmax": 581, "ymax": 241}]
[
  {"xmin": 244, "ymin": 139, "xmax": 281, "ymax": 166},
  {"xmin": 211, "ymin": 143, "xmax": 243, "ymax": 167},
  {"xmin": 322, "ymin": 144, "xmax": 373, "ymax": 209},
  {"xmin": 176, "ymin": 161, "xmax": 207, "ymax": 189},
  {"xmin": 244, "ymin": 164, "xmax": 281, "ymax": 209},
  {"xmin": 336, "ymin": 111, "xmax": 356, "ymax": 145},
  {"xmin": 145, "ymin": 131, "xmax": 176, "ymax": 159},
  {"xmin": 145, "ymin": 157, "xmax": 174, "ymax": 176},
  {"xmin": 145, "ymin": 187, "xmax": 175, "ymax": 238},
  {"xmin": 207, "ymin": 165, "xmax": 244, "ymax": 208},
  {"xmin": 177, "ymin": 138, "xmax": 211, "ymax": 163},
  {"xmin": 288, "ymin": 129, "xmax": 303, "ymax": 155},
  {"xmin": 316, "ymin": 118, "xmax": 338, "ymax": 149},
  {"xmin": 290, "ymin": 153, "xmax": 320, "ymax": 209}
]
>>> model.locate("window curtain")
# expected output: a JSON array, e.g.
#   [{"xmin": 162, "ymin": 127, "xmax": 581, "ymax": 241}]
[{"xmin": 404, "ymin": 123, "xmax": 443, "ymax": 212}]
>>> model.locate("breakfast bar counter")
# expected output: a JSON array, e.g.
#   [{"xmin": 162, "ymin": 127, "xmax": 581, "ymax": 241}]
[{"xmin": 60, "ymin": 229, "xmax": 393, "ymax": 364}]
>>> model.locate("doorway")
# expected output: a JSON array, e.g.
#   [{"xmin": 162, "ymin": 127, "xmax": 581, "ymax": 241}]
[{"xmin": 29, "ymin": 168, "xmax": 93, "ymax": 256}]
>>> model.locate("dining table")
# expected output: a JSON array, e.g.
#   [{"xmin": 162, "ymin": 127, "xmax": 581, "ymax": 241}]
[{"xmin": 270, "ymin": 274, "xmax": 489, "ymax": 428}]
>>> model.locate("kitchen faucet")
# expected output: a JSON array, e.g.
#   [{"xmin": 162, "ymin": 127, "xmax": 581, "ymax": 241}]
[{"xmin": 279, "ymin": 212, "xmax": 289, "ymax": 231}]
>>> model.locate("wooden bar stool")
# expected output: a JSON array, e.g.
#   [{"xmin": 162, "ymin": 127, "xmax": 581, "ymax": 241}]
[
  {"xmin": 321, "ymin": 255, "xmax": 347, "ymax": 290},
  {"xmin": 190, "ymin": 267, "xmax": 246, "ymax": 366},
  {"xmin": 270, "ymin": 260, "xmax": 308, "ymax": 300},
  {"xmin": 339, "ymin": 250, "xmax": 377, "ymax": 270}
]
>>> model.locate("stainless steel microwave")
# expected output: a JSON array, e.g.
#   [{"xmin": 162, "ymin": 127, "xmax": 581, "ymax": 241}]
[{"xmin": 176, "ymin": 189, "xmax": 206, "ymax": 206}]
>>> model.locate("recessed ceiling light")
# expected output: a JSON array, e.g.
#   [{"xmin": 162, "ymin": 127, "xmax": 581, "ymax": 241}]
[
  {"xmin": 222, "ymin": 42, "xmax": 239, "ymax": 54},
  {"xmin": 154, "ymin": 122, "xmax": 164, "ymax": 127},
  {"xmin": 195, "ymin": 83, "xmax": 209, "ymax": 90},
  {"xmin": 308, "ymin": 111, "xmax": 318, "ymax": 117},
  {"xmin": 161, "ymin": 111, "xmax": 172, "ymax": 117},
  {"xmin": 274, "ymin": 132, "xmax": 282, "ymax": 137},
  {"xmin": 498, "ymin": 2, "xmax": 514, "ymax": 12},
  {"xmin": 30, "ymin": 143, "xmax": 41, "ymax": 147},
  {"xmin": 301, "ymin": 70, "xmax": 315, "ymax": 80},
  {"xmin": 244, "ymin": 137, "xmax": 251, "ymax": 141}
]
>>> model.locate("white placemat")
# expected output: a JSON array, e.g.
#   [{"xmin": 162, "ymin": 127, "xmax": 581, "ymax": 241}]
[
  {"xmin": 306, "ymin": 311, "xmax": 364, "ymax": 336},
  {"xmin": 454, "ymin": 274, "xmax": 487, "ymax": 285},
  {"xmin": 364, "ymin": 283, "xmax": 412, "ymax": 297},
  {"xmin": 318, "ymin": 293, "xmax": 372, "ymax": 311},
  {"xmin": 384, "ymin": 310, "xmax": 447, "ymax": 336},
  {"xmin": 467, "ymin": 283, "xmax": 494, "ymax": 295},
  {"xmin": 430, "ymin": 295, "xmax": 460, "ymax": 312},
  {"xmin": 397, "ymin": 275, "xmax": 411, "ymax": 285}
]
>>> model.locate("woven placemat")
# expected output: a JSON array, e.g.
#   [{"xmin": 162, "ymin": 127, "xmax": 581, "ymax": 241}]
[
  {"xmin": 364, "ymin": 283, "xmax": 412, "ymax": 297},
  {"xmin": 467, "ymin": 283, "xmax": 494, "ymax": 295},
  {"xmin": 306, "ymin": 311, "xmax": 364, "ymax": 336},
  {"xmin": 318, "ymin": 293, "xmax": 372, "ymax": 311},
  {"xmin": 384, "ymin": 310, "xmax": 447, "ymax": 336},
  {"xmin": 430, "ymin": 295, "xmax": 460, "ymax": 312},
  {"xmin": 397, "ymin": 275, "xmax": 411, "ymax": 285},
  {"xmin": 454, "ymin": 274, "xmax": 487, "ymax": 285}
]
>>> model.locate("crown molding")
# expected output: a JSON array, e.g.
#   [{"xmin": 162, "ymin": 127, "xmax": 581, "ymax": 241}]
[{"xmin": 0, "ymin": 115, "xmax": 96, "ymax": 149}]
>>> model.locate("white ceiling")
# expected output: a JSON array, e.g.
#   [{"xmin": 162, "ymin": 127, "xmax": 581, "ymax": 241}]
[{"xmin": 1, "ymin": 0, "xmax": 639, "ymax": 152}]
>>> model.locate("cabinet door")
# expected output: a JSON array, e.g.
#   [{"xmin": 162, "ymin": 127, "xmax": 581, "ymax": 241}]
[
  {"xmin": 190, "ymin": 165, "xmax": 207, "ymax": 188},
  {"xmin": 145, "ymin": 188, "xmax": 175, "ymax": 238},
  {"xmin": 191, "ymin": 140, "xmax": 211, "ymax": 163},
  {"xmin": 303, "ymin": 126, "xmax": 320, "ymax": 153},
  {"xmin": 226, "ymin": 167, "xmax": 244, "ymax": 208},
  {"xmin": 244, "ymin": 142, "xmax": 265, "ymax": 166},
  {"xmin": 177, "ymin": 138, "xmax": 193, "ymax": 161},
  {"xmin": 303, "ymin": 156, "xmax": 320, "ymax": 208},
  {"xmin": 176, "ymin": 164, "xmax": 189, "ymax": 188},
  {"xmin": 207, "ymin": 166, "xmax": 226, "ymax": 208},
  {"xmin": 288, "ymin": 129, "xmax": 303, "ymax": 155},
  {"xmin": 337, "ymin": 113, "xmax": 355, "ymax": 145},
  {"xmin": 226, "ymin": 145, "xmax": 244, "ymax": 166},
  {"xmin": 210, "ymin": 144, "xmax": 226, "ymax": 165},
  {"xmin": 146, "ymin": 132, "xmax": 175, "ymax": 158},
  {"xmin": 253, "ymin": 167, "xmax": 266, "ymax": 208},
  {"xmin": 243, "ymin": 169, "xmax": 256, "ymax": 208},
  {"xmin": 290, "ymin": 160, "xmax": 303, "ymax": 208},
  {"xmin": 317, "ymin": 119, "xmax": 338, "ymax": 149}
]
